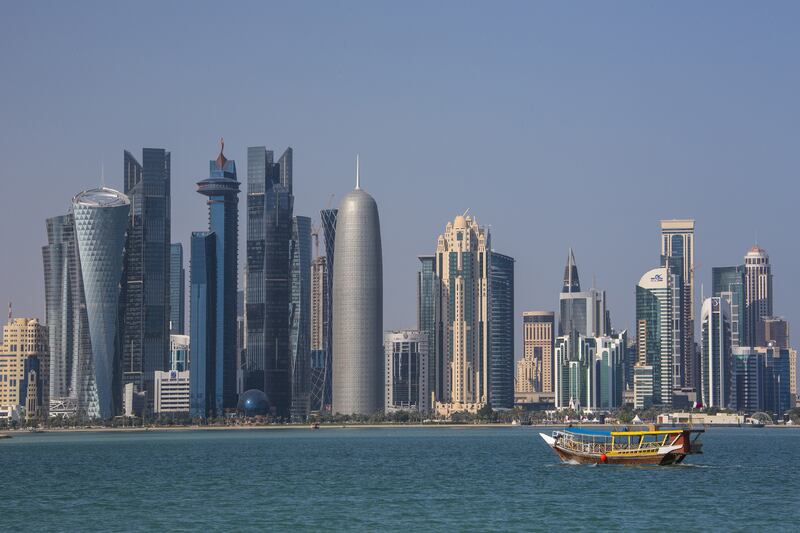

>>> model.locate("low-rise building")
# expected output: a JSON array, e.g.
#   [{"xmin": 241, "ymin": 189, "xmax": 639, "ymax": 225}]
[
  {"xmin": 154, "ymin": 370, "xmax": 190, "ymax": 415},
  {"xmin": 385, "ymin": 331, "xmax": 428, "ymax": 414}
]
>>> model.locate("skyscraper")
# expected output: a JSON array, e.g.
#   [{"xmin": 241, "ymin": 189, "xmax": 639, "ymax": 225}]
[
  {"xmin": 196, "ymin": 140, "xmax": 240, "ymax": 413},
  {"xmin": 660, "ymin": 219, "xmax": 695, "ymax": 389},
  {"xmin": 332, "ymin": 160, "xmax": 383, "ymax": 415},
  {"xmin": 635, "ymin": 266, "xmax": 680, "ymax": 407},
  {"xmin": 189, "ymin": 231, "xmax": 217, "ymax": 418},
  {"xmin": 245, "ymin": 145, "xmax": 293, "ymax": 417},
  {"xmin": 309, "ymin": 255, "xmax": 328, "ymax": 412},
  {"xmin": 712, "ymin": 265, "xmax": 745, "ymax": 347},
  {"xmin": 170, "ymin": 243, "xmax": 185, "ymax": 334},
  {"xmin": 744, "ymin": 245, "xmax": 773, "ymax": 347},
  {"xmin": 320, "ymin": 208, "xmax": 338, "ymax": 409},
  {"xmin": 72, "ymin": 187, "xmax": 130, "ymax": 419},
  {"xmin": 521, "ymin": 311, "xmax": 555, "ymax": 393},
  {"xmin": 554, "ymin": 331, "xmax": 625, "ymax": 411},
  {"xmin": 289, "ymin": 215, "xmax": 311, "ymax": 420},
  {"xmin": 700, "ymin": 297, "xmax": 731, "ymax": 408},
  {"xmin": 0, "ymin": 318, "xmax": 49, "ymax": 419},
  {"xmin": 384, "ymin": 330, "xmax": 429, "ymax": 413},
  {"xmin": 489, "ymin": 251, "xmax": 514, "ymax": 409},
  {"xmin": 417, "ymin": 255, "xmax": 437, "ymax": 402},
  {"xmin": 433, "ymin": 213, "xmax": 490, "ymax": 411},
  {"xmin": 42, "ymin": 213, "xmax": 86, "ymax": 414},
  {"xmin": 558, "ymin": 250, "xmax": 607, "ymax": 338},
  {"xmin": 121, "ymin": 148, "xmax": 171, "ymax": 407}
]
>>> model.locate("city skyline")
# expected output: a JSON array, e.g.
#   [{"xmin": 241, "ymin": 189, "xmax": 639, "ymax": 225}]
[{"xmin": 3, "ymin": 3, "xmax": 800, "ymax": 362}]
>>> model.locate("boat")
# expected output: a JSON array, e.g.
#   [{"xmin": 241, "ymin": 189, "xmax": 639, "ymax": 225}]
[{"xmin": 540, "ymin": 426, "xmax": 704, "ymax": 465}]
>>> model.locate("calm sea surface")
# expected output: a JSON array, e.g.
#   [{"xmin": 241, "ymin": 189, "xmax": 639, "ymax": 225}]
[{"xmin": 2, "ymin": 426, "xmax": 798, "ymax": 531}]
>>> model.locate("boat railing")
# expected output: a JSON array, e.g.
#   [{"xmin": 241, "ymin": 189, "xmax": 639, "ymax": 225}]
[{"xmin": 553, "ymin": 430, "xmax": 683, "ymax": 455}]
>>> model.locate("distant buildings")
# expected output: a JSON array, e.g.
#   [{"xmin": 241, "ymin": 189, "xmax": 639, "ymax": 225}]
[
  {"xmin": 558, "ymin": 250, "xmax": 608, "ymax": 338},
  {"xmin": 154, "ymin": 370, "xmax": 190, "ymax": 415},
  {"xmin": 730, "ymin": 344, "xmax": 791, "ymax": 417},
  {"xmin": 553, "ymin": 331, "xmax": 625, "ymax": 411},
  {"xmin": 384, "ymin": 330, "xmax": 429, "ymax": 414},
  {"xmin": 332, "ymin": 161, "xmax": 383, "ymax": 415},
  {"xmin": 170, "ymin": 243, "xmax": 185, "ymax": 334},
  {"xmin": 760, "ymin": 316, "xmax": 789, "ymax": 349},
  {"xmin": 744, "ymin": 245, "xmax": 773, "ymax": 347},
  {"xmin": 0, "ymin": 318, "xmax": 49, "ymax": 419},
  {"xmin": 191, "ymin": 140, "xmax": 240, "ymax": 418},
  {"xmin": 660, "ymin": 219, "xmax": 695, "ymax": 390},
  {"xmin": 432, "ymin": 214, "xmax": 490, "ymax": 413},
  {"xmin": 121, "ymin": 148, "xmax": 171, "ymax": 408},
  {"xmin": 700, "ymin": 297, "xmax": 731, "ymax": 409},
  {"xmin": 489, "ymin": 251, "xmax": 514, "ymax": 409},
  {"xmin": 309, "ymin": 255, "xmax": 329, "ymax": 412},
  {"xmin": 245, "ymin": 146, "xmax": 294, "ymax": 417},
  {"xmin": 72, "ymin": 187, "xmax": 130, "ymax": 419},
  {"xmin": 634, "ymin": 266, "xmax": 680, "ymax": 408},
  {"xmin": 517, "ymin": 311, "xmax": 555, "ymax": 394}
]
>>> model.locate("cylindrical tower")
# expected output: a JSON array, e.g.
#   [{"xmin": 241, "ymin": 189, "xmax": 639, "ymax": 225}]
[
  {"xmin": 332, "ymin": 166, "xmax": 383, "ymax": 415},
  {"xmin": 72, "ymin": 187, "xmax": 130, "ymax": 419}
]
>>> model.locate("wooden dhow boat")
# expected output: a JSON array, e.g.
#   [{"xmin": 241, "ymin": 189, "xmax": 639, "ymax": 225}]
[{"xmin": 540, "ymin": 427, "xmax": 704, "ymax": 466}]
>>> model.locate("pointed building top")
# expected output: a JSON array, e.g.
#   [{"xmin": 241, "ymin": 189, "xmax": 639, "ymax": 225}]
[
  {"xmin": 562, "ymin": 248, "xmax": 581, "ymax": 293},
  {"xmin": 215, "ymin": 137, "xmax": 227, "ymax": 169},
  {"xmin": 355, "ymin": 154, "xmax": 361, "ymax": 190}
]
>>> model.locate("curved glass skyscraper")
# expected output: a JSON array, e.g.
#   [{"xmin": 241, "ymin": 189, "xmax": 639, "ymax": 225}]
[
  {"xmin": 332, "ymin": 163, "xmax": 383, "ymax": 415},
  {"xmin": 72, "ymin": 187, "xmax": 130, "ymax": 419}
]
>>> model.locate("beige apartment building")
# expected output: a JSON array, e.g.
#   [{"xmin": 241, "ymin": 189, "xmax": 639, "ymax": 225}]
[
  {"xmin": 0, "ymin": 317, "xmax": 49, "ymax": 418},
  {"xmin": 518, "ymin": 311, "xmax": 555, "ymax": 394}
]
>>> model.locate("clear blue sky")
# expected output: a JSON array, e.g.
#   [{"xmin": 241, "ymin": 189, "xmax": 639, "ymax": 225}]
[{"xmin": 1, "ymin": 1, "xmax": 798, "ymax": 357}]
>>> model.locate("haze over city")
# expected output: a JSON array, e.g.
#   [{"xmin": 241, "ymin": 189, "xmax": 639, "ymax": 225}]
[{"xmin": 2, "ymin": 0, "xmax": 799, "ymax": 357}]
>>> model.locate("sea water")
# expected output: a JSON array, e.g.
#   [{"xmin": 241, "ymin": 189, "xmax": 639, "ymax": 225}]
[{"xmin": 2, "ymin": 427, "xmax": 798, "ymax": 531}]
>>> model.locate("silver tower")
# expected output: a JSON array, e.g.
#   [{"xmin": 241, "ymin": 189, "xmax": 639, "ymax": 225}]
[
  {"xmin": 332, "ymin": 158, "xmax": 383, "ymax": 415},
  {"xmin": 72, "ymin": 187, "xmax": 130, "ymax": 419}
]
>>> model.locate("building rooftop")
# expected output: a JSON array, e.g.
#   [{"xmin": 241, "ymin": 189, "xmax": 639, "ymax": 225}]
[{"xmin": 72, "ymin": 187, "xmax": 130, "ymax": 208}]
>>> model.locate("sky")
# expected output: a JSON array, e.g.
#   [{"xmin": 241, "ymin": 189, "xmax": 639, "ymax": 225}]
[{"xmin": 1, "ymin": 1, "xmax": 798, "ymax": 358}]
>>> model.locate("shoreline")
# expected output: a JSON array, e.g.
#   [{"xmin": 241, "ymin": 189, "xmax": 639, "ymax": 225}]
[{"xmin": 2, "ymin": 422, "xmax": 798, "ymax": 436}]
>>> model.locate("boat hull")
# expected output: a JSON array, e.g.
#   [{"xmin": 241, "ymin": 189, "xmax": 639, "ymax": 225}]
[{"xmin": 551, "ymin": 445, "xmax": 684, "ymax": 466}]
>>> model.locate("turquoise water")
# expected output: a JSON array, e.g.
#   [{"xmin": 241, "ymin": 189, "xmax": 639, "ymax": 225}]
[{"xmin": 2, "ymin": 427, "xmax": 798, "ymax": 531}]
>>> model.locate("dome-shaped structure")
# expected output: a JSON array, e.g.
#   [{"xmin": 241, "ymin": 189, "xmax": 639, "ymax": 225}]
[{"xmin": 237, "ymin": 389, "xmax": 271, "ymax": 417}]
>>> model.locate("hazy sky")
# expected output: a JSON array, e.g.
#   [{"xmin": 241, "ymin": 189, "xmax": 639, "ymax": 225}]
[{"xmin": 1, "ymin": 1, "xmax": 798, "ymax": 357}]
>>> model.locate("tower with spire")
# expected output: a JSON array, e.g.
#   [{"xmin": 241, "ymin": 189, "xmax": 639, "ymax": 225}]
[{"xmin": 558, "ymin": 249, "xmax": 608, "ymax": 337}]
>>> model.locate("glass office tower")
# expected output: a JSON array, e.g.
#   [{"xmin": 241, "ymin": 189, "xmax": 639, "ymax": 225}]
[
  {"xmin": 189, "ymin": 231, "xmax": 217, "ymax": 418},
  {"xmin": 121, "ymin": 148, "xmax": 171, "ymax": 406},
  {"xmin": 72, "ymin": 187, "xmax": 130, "ymax": 419},
  {"xmin": 170, "ymin": 243, "xmax": 185, "ymax": 334},
  {"xmin": 417, "ymin": 255, "xmax": 437, "ymax": 401},
  {"xmin": 196, "ymin": 141, "xmax": 240, "ymax": 413},
  {"xmin": 489, "ymin": 251, "xmax": 514, "ymax": 409},
  {"xmin": 289, "ymin": 216, "xmax": 311, "ymax": 420},
  {"xmin": 712, "ymin": 265, "xmax": 745, "ymax": 347},
  {"xmin": 320, "ymin": 208, "xmax": 337, "ymax": 410},
  {"xmin": 245, "ymin": 146, "xmax": 293, "ymax": 418}
]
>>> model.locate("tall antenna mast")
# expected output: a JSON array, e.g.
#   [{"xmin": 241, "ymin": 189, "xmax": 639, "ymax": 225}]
[{"xmin": 355, "ymin": 154, "xmax": 361, "ymax": 190}]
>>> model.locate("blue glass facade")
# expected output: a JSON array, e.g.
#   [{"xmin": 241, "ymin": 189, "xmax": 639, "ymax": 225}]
[
  {"xmin": 712, "ymin": 265, "xmax": 745, "ymax": 347},
  {"xmin": 489, "ymin": 251, "xmax": 514, "ymax": 409},
  {"xmin": 189, "ymin": 231, "xmax": 217, "ymax": 418},
  {"xmin": 170, "ymin": 243, "xmax": 185, "ymax": 334},
  {"xmin": 289, "ymin": 216, "xmax": 311, "ymax": 420},
  {"xmin": 196, "ymin": 144, "xmax": 240, "ymax": 413},
  {"xmin": 121, "ymin": 148, "xmax": 171, "ymax": 407},
  {"xmin": 319, "ymin": 208, "xmax": 337, "ymax": 411},
  {"xmin": 245, "ymin": 146, "xmax": 293, "ymax": 418},
  {"xmin": 417, "ymin": 255, "xmax": 437, "ymax": 400}
]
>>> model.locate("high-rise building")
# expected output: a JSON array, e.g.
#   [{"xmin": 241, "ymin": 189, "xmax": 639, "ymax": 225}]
[
  {"xmin": 757, "ymin": 344, "xmax": 791, "ymax": 417},
  {"xmin": 332, "ymin": 161, "xmax": 383, "ymax": 415},
  {"xmin": 635, "ymin": 266, "xmax": 680, "ymax": 407},
  {"xmin": 789, "ymin": 348, "xmax": 798, "ymax": 402},
  {"xmin": 700, "ymin": 297, "xmax": 732, "ymax": 409},
  {"xmin": 189, "ymin": 231, "xmax": 217, "ymax": 418},
  {"xmin": 170, "ymin": 243, "xmax": 185, "ymax": 334},
  {"xmin": 42, "ymin": 213, "xmax": 86, "ymax": 415},
  {"xmin": 289, "ymin": 216, "xmax": 311, "ymax": 420},
  {"xmin": 712, "ymin": 265, "xmax": 745, "ymax": 347},
  {"xmin": 0, "ymin": 318, "xmax": 49, "ymax": 419},
  {"xmin": 417, "ymin": 255, "xmax": 437, "ymax": 402},
  {"xmin": 320, "ymin": 208, "xmax": 337, "ymax": 410},
  {"xmin": 121, "ymin": 148, "xmax": 171, "ymax": 407},
  {"xmin": 521, "ymin": 311, "xmax": 555, "ymax": 393},
  {"xmin": 169, "ymin": 334, "xmax": 189, "ymax": 372},
  {"xmin": 730, "ymin": 347, "xmax": 762, "ymax": 412},
  {"xmin": 760, "ymin": 316, "xmax": 789, "ymax": 349},
  {"xmin": 72, "ymin": 187, "xmax": 130, "ymax": 418},
  {"xmin": 660, "ymin": 219, "xmax": 695, "ymax": 390},
  {"xmin": 245, "ymin": 145, "xmax": 293, "ymax": 417},
  {"xmin": 554, "ymin": 331, "xmax": 625, "ymax": 411},
  {"xmin": 558, "ymin": 250, "xmax": 607, "ymax": 338},
  {"xmin": 432, "ymin": 214, "xmax": 490, "ymax": 412},
  {"xmin": 744, "ymin": 245, "xmax": 773, "ymax": 347},
  {"xmin": 196, "ymin": 140, "xmax": 239, "ymax": 413},
  {"xmin": 384, "ymin": 330, "xmax": 429, "ymax": 414},
  {"xmin": 309, "ymin": 255, "xmax": 328, "ymax": 412},
  {"xmin": 489, "ymin": 251, "xmax": 514, "ymax": 409}
]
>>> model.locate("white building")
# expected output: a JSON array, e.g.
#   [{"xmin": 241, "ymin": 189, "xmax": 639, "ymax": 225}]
[
  {"xmin": 154, "ymin": 370, "xmax": 190, "ymax": 414},
  {"xmin": 170, "ymin": 334, "xmax": 190, "ymax": 372},
  {"xmin": 385, "ymin": 331, "xmax": 429, "ymax": 414}
]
